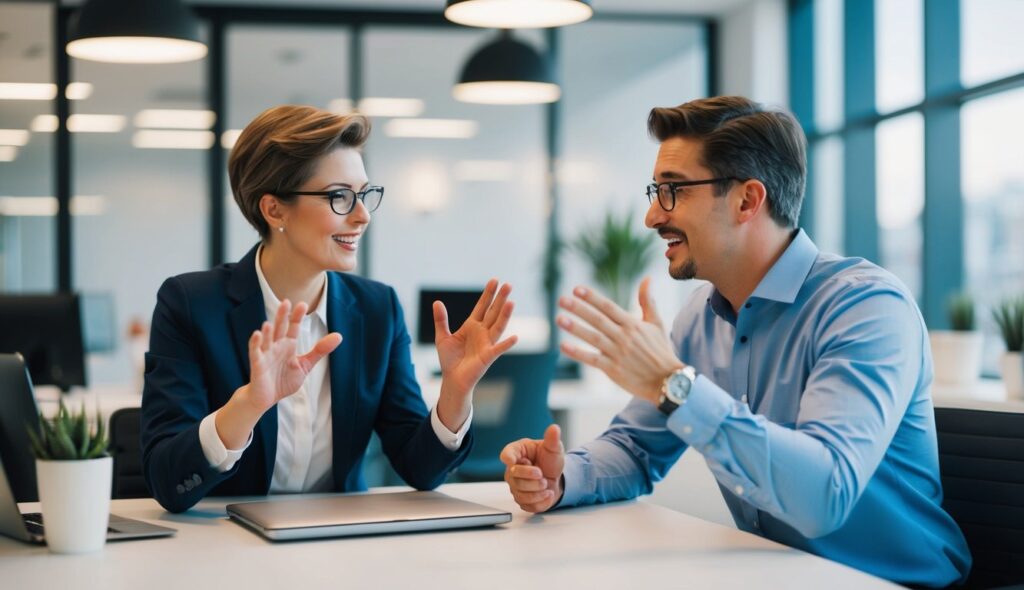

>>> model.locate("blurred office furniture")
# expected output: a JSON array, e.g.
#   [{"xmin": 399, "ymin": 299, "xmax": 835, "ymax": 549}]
[
  {"xmin": 455, "ymin": 352, "xmax": 557, "ymax": 481},
  {"xmin": 935, "ymin": 407, "xmax": 1024, "ymax": 589},
  {"xmin": 0, "ymin": 294, "xmax": 86, "ymax": 391},
  {"xmin": 109, "ymin": 407, "xmax": 148, "ymax": 499},
  {"xmin": 79, "ymin": 292, "xmax": 116, "ymax": 354},
  {"xmin": 416, "ymin": 288, "xmax": 483, "ymax": 345}
]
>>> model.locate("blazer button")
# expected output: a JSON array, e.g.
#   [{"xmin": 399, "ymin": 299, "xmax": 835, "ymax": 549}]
[
  {"xmin": 192, "ymin": 473, "xmax": 202, "ymax": 485},
  {"xmin": 176, "ymin": 484, "xmax": 185, "ymax": 494},
  {"xmin": 184, "ymin": 480, "xmax": 195, "ymax": 491}
]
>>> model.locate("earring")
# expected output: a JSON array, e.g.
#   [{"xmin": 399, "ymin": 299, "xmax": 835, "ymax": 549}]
[{"xmin": 278, "ymin": 226, "xmax": 284, "ymax": 233}]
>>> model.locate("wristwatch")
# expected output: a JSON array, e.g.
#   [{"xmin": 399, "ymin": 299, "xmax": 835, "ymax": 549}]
[{"xmin": 657, "ymin": 366, "xmax": 697, "ymax": 415}]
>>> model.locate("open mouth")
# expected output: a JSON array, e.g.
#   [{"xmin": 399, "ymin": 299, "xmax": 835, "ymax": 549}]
[
  {"xmin": 333, "ymin": 234, "xmax": 360, "ymax": 251},
  {"xmin": 660, "ymin": 229, "xmax": 687, "ymax": 254}
]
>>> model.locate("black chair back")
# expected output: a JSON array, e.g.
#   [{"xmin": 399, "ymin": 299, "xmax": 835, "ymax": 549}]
[
  {"xmin": 935, "ymin": 407, "xmax": 1024, "ymax": 589},
  {"xmin": 109, "ymin": 407, "xmax": 149, "ymax": 499}
]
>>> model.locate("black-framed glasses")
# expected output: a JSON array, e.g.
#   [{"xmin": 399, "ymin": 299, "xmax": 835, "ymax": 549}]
[
  {"xmin": 287, "ymin": 185, "xmax": 385, "ymax": 215},
  {"xmin": 645, "ymin": 177, "xmax": 741, "ymax": 211}
]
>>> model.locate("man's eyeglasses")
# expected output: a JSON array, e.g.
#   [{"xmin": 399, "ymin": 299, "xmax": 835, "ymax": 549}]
[
  {"xmin": 287, "ymin": 185, "xmax": 385, "ymax": 216},
  {"xmin": 646, "ymin": 178, "xmax": 741, "ymax": 212}
]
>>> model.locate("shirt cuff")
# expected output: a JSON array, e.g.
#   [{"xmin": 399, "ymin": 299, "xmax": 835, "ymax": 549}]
[
  {"xmin": 198, "ymin": 410, "xmax": 252, "ymax": 472},
  {"xmin": 430, "ymin": 405, "xmax": 472, "ymax": 451},
  {"xmin": 555, "ymin": 453, "xmax": 588, "ymax": 509},
  {"xmin": 665, "ymin": 374, "xmax": 735, "ymax": 448}
]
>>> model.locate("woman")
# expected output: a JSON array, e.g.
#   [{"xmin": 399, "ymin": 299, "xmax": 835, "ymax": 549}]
[{"xmin": 140, "ymin": 105, "xmax": 516, "ymax": 513}]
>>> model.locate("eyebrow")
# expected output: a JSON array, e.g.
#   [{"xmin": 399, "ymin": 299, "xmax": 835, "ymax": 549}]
[
  {"xmin": 318, "ymin": 181, "xmax": 369, "ymax": 191},
  {"xmin": 653, "ymin": 170, "xmax": 691, "ymax": 181}
]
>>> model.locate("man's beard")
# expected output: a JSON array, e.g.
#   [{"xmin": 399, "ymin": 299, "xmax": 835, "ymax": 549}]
[{"xmin": 670, "ymin": 256, "xmax": 698, "ymax": 280}]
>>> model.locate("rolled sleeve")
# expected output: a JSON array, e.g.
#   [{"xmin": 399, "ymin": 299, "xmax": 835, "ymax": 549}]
[{"xmin": 198, "ymin": 410, "xmax": 252, "ymax": 472}]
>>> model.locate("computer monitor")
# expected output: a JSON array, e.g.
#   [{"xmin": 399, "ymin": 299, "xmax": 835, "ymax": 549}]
[
  {"xmin": 0, "ymin": 294, "xmax": 86, "ymax": 391},
  {"xmin": 0, "ymin": 353, "xmax": 42, "ymax": 502},
  {"xmin": 417, "ymin": 289, "xmax": 483, "ymax": 345}
]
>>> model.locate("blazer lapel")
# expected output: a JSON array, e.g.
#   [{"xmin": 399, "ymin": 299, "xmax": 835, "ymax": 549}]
[
  {"xmin": 226, "ymin": 244, "xmax": 277, "ymax": 492},
  {"xmin": 326, "ymin": 272, "xmax": 362, "ymax": 490}
]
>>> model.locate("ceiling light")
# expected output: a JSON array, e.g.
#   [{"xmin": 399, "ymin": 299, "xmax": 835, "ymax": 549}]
[
  {"xmin": 132, "ymin": 130, "xmax": 215, "ymax": 149},
  {"xmin": 454, "ymin": 31, "xmax": 560, "ymax": 105},
  {"xmin": 384, "ymin": 119, "xmax": 478, "ymax": 139},
  {"xmin": 221, "ymin": 129, "xmax": 242, "ymax": 149},
  {"xmin": 0, "ymin": 83, "xmax": 57, "ymax": 100},
  {"xmin": 0, "ymin": 146, "xmax": 18, "ymax": 162},
  {"xmin": 31, "ymin": 114, "xmax": 127, "ymax": 133},
  {"xmin": 31, "ymin": 115, "xmax": 59, "ymax": 132},
  {"xmin": 66, "ymin": 82, "xmax": 94, "ymax": 100},
  {"xmin": 0, "ymin": 130, "xmax": 31, "ymax": 146},
  {"xmin": 0, "ymin": 196, "xmax": 106, "ymax": 216},
  {"xmin": 134, "ymin": 109, "xmax": 215, "ymax": 129},
  {"xmin": 445, "ymin": 0, "xmax": 592, "ymax": 29},
  {"xmin": 328, "ymin": 98, "xmax": 425, "ymax": 118},
  {"xmin": 67, "ymin": 0, "xmax": 207, "ymax": 64}
]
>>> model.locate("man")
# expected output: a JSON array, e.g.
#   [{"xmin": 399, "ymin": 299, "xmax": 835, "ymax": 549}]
[{"xmin": 500, "ymin": 96, "xmax": 970, "ymax": 588}]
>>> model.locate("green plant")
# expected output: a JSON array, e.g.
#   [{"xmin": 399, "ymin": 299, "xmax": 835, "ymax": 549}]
[
  {"xmin": 947, "ymin": 293, "xmax": 975, "ymax": 332},
  {"xmin": 992, "ymin": 297, "xmax": 1024, "ymax": 353},
  {"xmin": 572, "ymin": 209, "xmax": 658, "ymax": 309},
  {"xmin": 26, "ymin": 401, "xmax": 108, "ymax": 461}
]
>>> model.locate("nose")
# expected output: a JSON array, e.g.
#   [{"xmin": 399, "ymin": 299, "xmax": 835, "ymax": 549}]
[
  {"xmin": 348, "ymin": 198, "xmax": 371, "ymax": 226},
  {"xmin": 645, "ymin": 197, "xmax": 667, "ymax": 229}
]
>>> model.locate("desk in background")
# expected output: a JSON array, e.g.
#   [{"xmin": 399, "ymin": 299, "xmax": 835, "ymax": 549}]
[{"xmin": 0, "ymin": 482, "xmax": 898, "ymax": 590}]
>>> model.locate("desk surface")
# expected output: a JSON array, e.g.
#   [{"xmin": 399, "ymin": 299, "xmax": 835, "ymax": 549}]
[{"xmin": 0, "ymin": 482, "xmax": 896, "ymax": 590}]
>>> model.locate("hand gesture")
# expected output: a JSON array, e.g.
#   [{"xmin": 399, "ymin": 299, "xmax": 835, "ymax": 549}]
[{"xmin": 500, "ymin": 424, "xmax": 565, "ymax": 513}]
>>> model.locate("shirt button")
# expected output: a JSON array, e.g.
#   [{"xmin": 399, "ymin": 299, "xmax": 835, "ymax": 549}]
[
  {"xmin": 734, "ymin": 485, "xmax": 744, "ymax": 496},
  {"xmin": 740, "ymin": 394, "xmax": 748, "ymax": 403},
  {"xmin": 176, "ymin": 484, "xmax": 185, "ymax": 494},
  {"xmin": 745, "ymin": 302, "xmax": 752, "ymax": 309},
  {"xmin": 682, "ymin": 425, "xmax": 694, "ymax": 435},
  {"xmin": 753, "ymin": 519, "xmax": 760, "ymax": 529},
  {"xmin": 740, "ymin": 336, "xmax": 748, "ymax": 344}
]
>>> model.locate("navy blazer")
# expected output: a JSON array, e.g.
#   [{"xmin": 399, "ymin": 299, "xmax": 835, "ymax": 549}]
[{"xmin": 140, "ymin": 245, "xmax": 471, "ymax": 513}]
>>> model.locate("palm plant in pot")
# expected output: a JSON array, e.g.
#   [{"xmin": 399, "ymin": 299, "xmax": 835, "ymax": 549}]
[
  {"xmin": 992, "ymin": 296, "xmax": 1024, "ymax": 399},
  {"xmin": 929, "ymin": 293, "xmax": 983, "ymax": 386},
  {"xmin": 572, "ymin": 209, "xmax": 658, "ymax": 310},
  {"xmin": 26, "ymin": 401, "xmax": 111, "ymax": 554}
]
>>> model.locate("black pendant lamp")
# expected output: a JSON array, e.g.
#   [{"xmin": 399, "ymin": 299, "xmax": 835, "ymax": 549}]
[
  {"xmin": 445, "ymin": 0, "xmax": 593, "ymax": 29},
  {"xmin": 67, "ymin": 0, "xmax": 207, "ymax": 64},
  {"xmin": 453, "ymin": 31, "xmax": 560, "ymax": 105}
]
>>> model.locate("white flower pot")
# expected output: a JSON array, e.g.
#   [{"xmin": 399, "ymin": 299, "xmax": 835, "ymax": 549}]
[
  {"xmin": 929, "ymin": 331, "xmax": 983, "ymax": 386},
  {"xmin": 36, "ymin": 457, "xmax": 111, "ymax": 554},
  {"xmin": 1001, "ymin": 352, "xmax": 1024, "ymax": 400}
]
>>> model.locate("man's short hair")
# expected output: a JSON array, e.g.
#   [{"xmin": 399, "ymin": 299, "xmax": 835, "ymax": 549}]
[
  {"xmin": 228, "ymin": 105, "xmax": 370, "ymax": 239},
  {"xmin": 647, "ymin": 96, "xmax": 807, "ymax": 228}
]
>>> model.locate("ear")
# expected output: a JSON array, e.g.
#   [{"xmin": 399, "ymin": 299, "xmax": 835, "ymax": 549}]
[
  {"xmin": 258, "ymin": 193, "xmax": 288, "ymax": 231},
  {"xmin": 735, "ymin": 179, "xmax": 768, "ymax": 225}
]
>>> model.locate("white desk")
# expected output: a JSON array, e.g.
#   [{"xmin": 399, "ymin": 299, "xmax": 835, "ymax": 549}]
[{"xmin": 0, "ymin": 482, "xmax": 898, "ymax": 590}]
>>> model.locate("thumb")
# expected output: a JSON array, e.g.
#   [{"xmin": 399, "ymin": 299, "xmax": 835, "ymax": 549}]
[
  {"xmin": 433, "ymin": 301, "xmax": 451, "ymax": 341},
  {"xmin": 638, "ymin": 277, "xmax": 663, "ymax": 328},
  {"xmin": 297, "ymin": 332, "xmax": 342, "ymax": 372},
  {"xmin": 541, "ymin": 424, "xmax": 563, "ymax": 455}
]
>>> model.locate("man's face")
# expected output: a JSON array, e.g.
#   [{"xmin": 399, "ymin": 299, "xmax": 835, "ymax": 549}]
[{"xmin": 645, "ymin": 136, "xmax": 733, "ymax": 281}]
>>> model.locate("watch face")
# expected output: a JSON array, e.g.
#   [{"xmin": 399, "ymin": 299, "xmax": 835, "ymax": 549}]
[{"xmin": 668, "ymin": 372, "xmax": 691, "ymax": 398}]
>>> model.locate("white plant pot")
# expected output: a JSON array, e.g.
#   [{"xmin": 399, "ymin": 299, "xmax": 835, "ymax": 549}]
[
  {"xmin": 36, "ymin": 456, "xmax": 111, "ymax": 554},
  {"xmin": 1001, "ymin": 352, "xmax": 1024, "ymax": 400},
  {"xmin": 929, "ymin": 331, "xmax": 983, "ymax": 386}
]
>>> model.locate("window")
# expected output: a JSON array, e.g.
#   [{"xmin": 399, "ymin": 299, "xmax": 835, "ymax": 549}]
[
  {"xmin": 876, "ymin": 112, "xmax": 924, "ymax": 300},
  {"xmin": 961, "ymin": 0, "xmax": 1024, "ymax": 87},
  {"xmin": 875, "ymin": 0, "xmax": 923, "ymax": 114}
]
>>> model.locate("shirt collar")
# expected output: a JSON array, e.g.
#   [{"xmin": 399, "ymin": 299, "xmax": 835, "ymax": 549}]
[
  {"xmin": 748, "ymin": 228, "xmax": 819, "ymax": 304},
  {"xmin": 254, "ymin": 243, "xmax": 329, "ymax": 327}
]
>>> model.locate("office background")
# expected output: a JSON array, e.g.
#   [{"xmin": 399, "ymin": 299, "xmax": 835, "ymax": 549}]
[{"xmin": 0, "ymin": 0, "xmax": 1021, "ymax": 384}]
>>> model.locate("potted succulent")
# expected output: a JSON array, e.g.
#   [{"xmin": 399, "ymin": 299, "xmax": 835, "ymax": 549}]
[
  {"xmin": 26, "ymin": 401, "xmax": 111, "ymax": 554},
  {"xmin": 572, "ymin": 209, "xmax": 658, "ymax": 310},
  {"xmin": 992, "ymin": 297, "xmax": 1024, "ymax": 400},
  {"xmin": 929, "ymin": 293, "xmax": 983, "ymax": 386}
]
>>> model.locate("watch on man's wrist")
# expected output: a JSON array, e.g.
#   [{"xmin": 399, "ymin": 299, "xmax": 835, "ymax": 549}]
[{"xmin": 657, "ymin": 365, "xmax": 697, "ymax": 415}]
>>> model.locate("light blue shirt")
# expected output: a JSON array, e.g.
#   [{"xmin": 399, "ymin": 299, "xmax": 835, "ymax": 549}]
[{"xmin": 558, "ymin": 229, "xmax": 971, "ymax": 588}]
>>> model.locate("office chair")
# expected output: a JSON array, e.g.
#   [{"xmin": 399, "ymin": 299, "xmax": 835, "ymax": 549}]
[
  {"xmin": 935, "ymin": 407, "xmax": 1024, "ymax": 590},
  {"xmin": 454, "ymin": 352, "xmax": 558, "ymax": 481},
  {"xmin": 109, "ymin": 407, "xmax": 149, "ymax": 499}
]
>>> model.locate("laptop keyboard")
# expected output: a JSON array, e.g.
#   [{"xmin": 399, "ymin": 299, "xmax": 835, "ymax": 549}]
[{"xmin": 22, "ymin": 513, "xmax": 117, "ymax": 535}]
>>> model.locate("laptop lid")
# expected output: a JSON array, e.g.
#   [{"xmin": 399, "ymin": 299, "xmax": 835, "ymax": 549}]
[{"xmin": 227, "ymin": 490, "xmax": 512, "ymax": 541}]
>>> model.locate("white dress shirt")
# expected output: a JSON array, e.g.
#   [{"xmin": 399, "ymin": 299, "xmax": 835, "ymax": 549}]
[{"xmin": 198, "ymin": 246, "xmax": 471, "ymax": 492}]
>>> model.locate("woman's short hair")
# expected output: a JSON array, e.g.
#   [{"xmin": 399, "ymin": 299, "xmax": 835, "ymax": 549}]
[
  {"xmin": 647, "ymin": 96, "xmax": 806, "ymax": 228},
  {"xmin": 228, "ymin": 105, "xmax": 370, "ymax": 239}
]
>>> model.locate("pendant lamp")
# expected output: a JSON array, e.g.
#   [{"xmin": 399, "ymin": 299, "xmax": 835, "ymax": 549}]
[
  {"xmin": 453, "ymin": 31, "xmax": 560, "ymax": 105},
  {"xmin": 445, "ymin": 0, "xmax": 593, "ymax": 29},
  {"xmin": 67, "ymin": 0, "xmax": 207, "ymax": 64}
]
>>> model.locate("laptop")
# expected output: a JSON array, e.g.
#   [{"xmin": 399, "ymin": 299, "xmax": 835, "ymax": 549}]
[
  {"xmin": 0, "ymin": 353, "xmax": 176, "ymax": 544},
  {"xmin": 226, "ymin": 491, "xmax": 512, "ymax": 541}
]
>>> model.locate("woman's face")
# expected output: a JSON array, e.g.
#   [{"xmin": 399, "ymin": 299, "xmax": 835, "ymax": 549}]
[{"xmin": 271, "ymin": 147, "xmax": 370, "ymax": 273}]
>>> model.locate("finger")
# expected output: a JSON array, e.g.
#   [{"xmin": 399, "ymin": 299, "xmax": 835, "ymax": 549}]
[
  {"xmin": 513, "ymin": 489, "xmax": 555, "ymax": 506},
  {"xmin": 500, "ymin": 439, "xmax": 536, "ymax": 466},
  {"xmin": 433, "ymin": 301, "xmax": 451, "ymax": 341},
  {"xmin": 520, "ymin": 499, "xmax": 554, "ymax": 513},
  {"xmin": 260, "ymin": 321, "xmax": 273, "ymax": 352},
  {"xmin": 560, "ymin": 341, "xmax": 605, "ymax": 371},
  {"xmin": 559, "ymin": 294, "xmax": 622, "ymax": 342},
  {"xmin": 556, "ymin": 313, "xmax": 615, "ymax": 356},
  {"xmin": 489, "ymin": 300, "xmax": 514, "ymax": 342},
  {"xmin": 483, "ymin": 335, "xmax": 518, "ymax": 364},
  {"xmin": 296, "ymin": 332, "xmax": 342, "ymax": 372},
  {"xmin": 638, "ymin": 277, "xmax": 663, "ymax": 328},
  {"xmin": 248, "ymin": 330, "xmax": 263, "ymax": 367},
  {"xmin": 286, "ymin": 301, "xmax": 307, "ymax": 339},
  {"xmin": 509, "ymin": 464, "xmax": 543, "ymax": 479},
  {"xmin": 272, "ymin": 300, "xmax": 290, "ymax": 341},
  {"xmin": 470, "ymin": 279, "xmax": 498, "ymax": 322},
  {"xmin": 510, "ymin": 477, "xmax": 548, "ymax": 492},
  {"xmin": 483, "ymin": 283, "xmax": 512, "ymax": 328},
  {"xmin": 542, "ymin": 424, "xmax": 564, "ymax": 454},
  {"xmin": 572, "ymin": 285, "xmax": 631, "ymax": 326}
]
